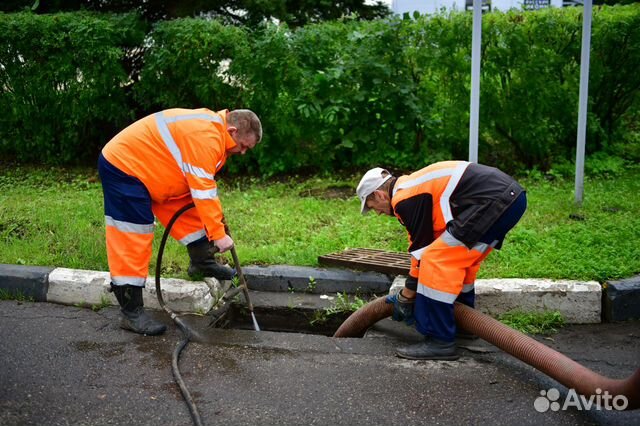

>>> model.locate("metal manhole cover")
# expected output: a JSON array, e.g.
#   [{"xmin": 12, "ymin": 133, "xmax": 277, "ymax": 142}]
[{"xmin": 318, "ymin": 248, "xmax": 411, "ymax": 275}]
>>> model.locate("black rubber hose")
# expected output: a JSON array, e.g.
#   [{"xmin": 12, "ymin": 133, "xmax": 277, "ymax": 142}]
[{"xmin": 155, "ymin": 202, "xmax": 203, "ymax": 426}]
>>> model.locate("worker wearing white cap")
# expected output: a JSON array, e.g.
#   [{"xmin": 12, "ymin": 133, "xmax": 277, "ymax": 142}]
[{"xmin": 356, "ymin": 161, "xmax": 526, "ymax": 360}]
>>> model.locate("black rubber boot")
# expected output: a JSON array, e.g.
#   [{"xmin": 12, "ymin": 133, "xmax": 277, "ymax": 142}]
[
  {"xmin": 396, "ymin": 336, "xmax": 459, "ymax": 361},
  {"xmin": 456, "ymin": 328, "xmax": 478, "ymax": 341},
  {"xmin": 111, "ymin": 284, "xmax": 167, "ymax": 336},
  {"xmin": 187, "ymin": 237, "xmax": 236, "ymax": 280}
]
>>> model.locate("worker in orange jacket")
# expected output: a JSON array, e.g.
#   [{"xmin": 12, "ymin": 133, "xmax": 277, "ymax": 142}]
[
  {"xmin": 98, "ymin": 108, "xmax": 262, "ymax": 336},
  {"xmin": 357, "ymin": 162, "xmax": 526, "ymax": 360}
]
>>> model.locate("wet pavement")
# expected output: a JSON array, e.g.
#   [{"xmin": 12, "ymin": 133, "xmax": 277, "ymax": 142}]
[{"xmin": 1, "ymin": 300, "xmax": 639, "ymax": 425}]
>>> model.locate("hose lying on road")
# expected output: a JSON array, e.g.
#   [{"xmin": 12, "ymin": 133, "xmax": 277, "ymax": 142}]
[
  {"xmin": 333, "ymin": 297, "xmax": 640, "ymax": 410},
  {"xmin": 155, "ymin": 203, "xmax": 260, "ymax": 426},
  {"xmin": 155, "ymin": 202, "xmax": 204, "ymax": 426}
]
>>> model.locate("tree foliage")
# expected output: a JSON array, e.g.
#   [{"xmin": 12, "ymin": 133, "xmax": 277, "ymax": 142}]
[
  {"xmin": 1, "ymin": 0, "xmax": 391, "ymax": 26},
  {"xmin": 1, "ymin": 6, "xmax": 639, "ymax": 174},
  {"xmin": 0, "ymin": 12, "xmax": 145, "ymax": 163}
]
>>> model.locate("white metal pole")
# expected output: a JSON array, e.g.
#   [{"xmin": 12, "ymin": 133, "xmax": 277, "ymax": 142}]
[
  {"xmin": 468, "ymin": 0, "xmax": 482, "ymax": 163},
  {"xmin": 575, "ymin": 0, "xmax": 593, "ymax": 206}
]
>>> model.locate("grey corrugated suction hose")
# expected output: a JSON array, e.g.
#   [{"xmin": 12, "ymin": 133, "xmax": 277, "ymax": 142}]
[{"xmin": 333, "ymin": 297, "xmax": 640, "ymax": 410}]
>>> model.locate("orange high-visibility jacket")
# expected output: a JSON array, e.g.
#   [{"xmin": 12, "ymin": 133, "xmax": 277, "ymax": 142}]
[
  {"xmin": 102, "ymin": 108, "xmax": 237, "ymax": 241},
  {"xmin": 391, "ymin": 161, "xmax": 524, "ymax": 279}
]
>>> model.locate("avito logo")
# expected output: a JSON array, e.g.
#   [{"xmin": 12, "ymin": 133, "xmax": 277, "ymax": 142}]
[{"xmin": 534, "ymin": 387, "xmax": 629, "ymax": 412}]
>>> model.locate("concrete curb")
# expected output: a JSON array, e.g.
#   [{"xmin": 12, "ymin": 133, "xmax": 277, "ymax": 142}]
[
  {"xmin": 47, "ymin": 268, "xmax": 215, "ymax": 314},
  {"xmin": 2, "ymin": 263, "xmax": 637, "ymax": 323},
  {"xmin": 391, "ymin": 276, "xmax": 603, "ymax": 324},
  {"xmin": 0, "ymin": 264, "xmax": 53, "ymax": 302},
  {"xmin": 242, "ymin": 265, "xmax": 392, "ymax": 294},
  {"xmin": 603, "ymin": 276, "xmax": 640, "ymax": 321},
  {"xmin": 0, "ymin": 264, "xmax": 215, "ymax": 314}
]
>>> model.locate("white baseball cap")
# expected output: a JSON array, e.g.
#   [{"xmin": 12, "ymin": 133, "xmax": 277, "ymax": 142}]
[{"xmin": 356, "ymin": 167, "xmax": 392, "ymax": 214}]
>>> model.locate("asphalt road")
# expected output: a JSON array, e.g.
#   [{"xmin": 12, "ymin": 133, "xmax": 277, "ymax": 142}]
[{"xmin": 1, "ymin": 300, "xmax": 639, "ymax": 425}]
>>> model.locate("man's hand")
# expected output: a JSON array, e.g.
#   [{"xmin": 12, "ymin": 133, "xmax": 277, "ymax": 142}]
[
  {"xmin": 385, "ymin": 289, "xmax": 415, "ymax": 326},
  {"xmin": 213, "ymin": 235, "xmax": 234, "ymax": 253}
]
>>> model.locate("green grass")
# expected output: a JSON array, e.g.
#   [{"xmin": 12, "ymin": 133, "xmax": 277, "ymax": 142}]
[
  {"xmin": 0, "ymin": 164, "xmax": 639, "ymax": 282},
  {"xmin": 481, "ymin": 167, "xmax": 640, "ymax": 281},
  {"xmin": 0, "ymin": 288, "xmax": 34, "ymax": 302},
  {"xmin": 498, "ymin": 310, "xmax": 566, "ymax": 335}
]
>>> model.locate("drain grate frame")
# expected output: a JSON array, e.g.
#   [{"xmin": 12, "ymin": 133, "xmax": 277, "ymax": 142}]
[{"xmin": 318, "ymin": 248, "xmax": 411, "ymax": 275}]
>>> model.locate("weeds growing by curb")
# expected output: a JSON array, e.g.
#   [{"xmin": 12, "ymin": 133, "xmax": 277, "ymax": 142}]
[
  {"xmin": 0, "ymin": 288, "xmax": 34, "ymax": 302},
  {"xmin": 310, "ymin": 292, "xmax": 369, "ymax": 325},
  {"xmin": 498, "ymin": 310, "xmax": 565, "ymax": 335}
]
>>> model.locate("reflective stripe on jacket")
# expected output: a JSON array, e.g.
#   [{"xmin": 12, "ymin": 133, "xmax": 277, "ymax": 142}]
[
  {"xmin": 390, "ymin": 161, "xmax": 524, "ymax": 278},
  {"xmin": 102, "ymin": 108, "xmax": 236, "ymax": 241}
]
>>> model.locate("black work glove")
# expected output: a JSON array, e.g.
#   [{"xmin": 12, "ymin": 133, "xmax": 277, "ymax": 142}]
[{"xmin": 385, "ymin": 290, "xmax": 415, "ymax": 326}]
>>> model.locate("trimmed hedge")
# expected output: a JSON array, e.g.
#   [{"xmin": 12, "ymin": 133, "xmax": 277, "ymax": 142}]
[
  {"xmin": 1, "ymin": 6, "xmax": 639, "ymax": 175},
  {"xmin": 0, "ymin": 12, "xmax": 146, "ymax": 164}
]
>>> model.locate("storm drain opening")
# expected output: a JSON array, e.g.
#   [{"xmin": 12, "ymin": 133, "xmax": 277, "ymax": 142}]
[
  {"xmin": 205, "ymin": 260, "xmax": 397, "ymax": 337},
  {"xmin": 220, "ymin": 304, "xmax": 353, "ymax": 336}
]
